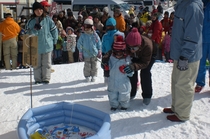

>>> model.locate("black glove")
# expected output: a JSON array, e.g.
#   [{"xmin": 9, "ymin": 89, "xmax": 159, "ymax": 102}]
[
  {"xmin": 123, "ymin": 65, "xmax": 134, "ymax": 74},
  {"xmin": 177, "ymin": 56, "xmax": 188, "ymax": 71}
]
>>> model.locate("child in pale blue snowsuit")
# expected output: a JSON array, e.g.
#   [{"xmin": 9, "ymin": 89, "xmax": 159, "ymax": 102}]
[{"xmin": 107, "ymin": 36, "xmax": 133, "ymax": 111}]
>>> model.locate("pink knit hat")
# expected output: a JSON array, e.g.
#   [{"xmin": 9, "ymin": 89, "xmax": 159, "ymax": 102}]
[{"xmin": 126, "ymin": 28, "xmax": 142, "ymax": 46}]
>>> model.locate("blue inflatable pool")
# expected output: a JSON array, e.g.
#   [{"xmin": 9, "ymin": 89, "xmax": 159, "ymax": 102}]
[{"xmin": 17, "ymin": 102, "xmax": 111, "ymax": 139}]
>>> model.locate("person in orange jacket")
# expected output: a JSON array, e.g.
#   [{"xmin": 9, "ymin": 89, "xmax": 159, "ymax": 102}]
[
  {"xmin": 0, "ymin": 13, "xmax": 20, "ymax": 70},
  {"xmin": 114, "ymin": 8, "xmax": 126, "ymax": 32}
]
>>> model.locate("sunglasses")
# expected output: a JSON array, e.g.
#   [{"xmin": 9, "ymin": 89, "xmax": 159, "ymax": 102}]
[{"xmin": 128, "ymin": 45, "xmax": 139, "ymax": 51}]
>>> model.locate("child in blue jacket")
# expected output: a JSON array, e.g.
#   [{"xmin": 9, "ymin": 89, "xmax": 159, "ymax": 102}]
[
  {"xmin": 77, "ymin": 18, "xmax": 102, "ymax": 82},
  {"xmin": 25, "ymin": 2, "xmax": 58, "ymax": 84},
  {"xmin": 103, "ymin": 36, "xmax": 133, "ymax": 111}
]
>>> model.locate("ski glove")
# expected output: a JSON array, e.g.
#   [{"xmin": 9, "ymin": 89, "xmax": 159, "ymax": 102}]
[
  {"xmin": 97, "ymin": 50, "xmax": 102, "ymax": 59},
  {"xmin": 177, "ymin": 56, "xmax": 188, "ymax": 71},
  {"xmin": 124, "ymin": 65, "xmax": 134, "ymax": 74},
  {"xmin": 79, "ymin": 52, "xmax": 83, "ymax": 61}
]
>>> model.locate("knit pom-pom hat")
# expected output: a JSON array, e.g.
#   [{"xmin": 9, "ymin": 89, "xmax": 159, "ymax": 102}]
[
  {"xmin": 103, "ymin": 7, "xmax": 109, "ymax": 13},
  {"xmin": 84, "ymin": 18, "xmax": 93, "ymax": 25},
  {"xmin": 126, "ymin": 27, "xmax": 142, "ymax": 46},
  {"xmin": 113, "ymin": 36, "xmax": 126, "ymax": 50},
  {"xmin": 114, "ymin": 31, "xmax": 125, "ymax": 40},
  {"xmin": 106, "ymin": 18, "xmax": 116, "ymax": 26}
]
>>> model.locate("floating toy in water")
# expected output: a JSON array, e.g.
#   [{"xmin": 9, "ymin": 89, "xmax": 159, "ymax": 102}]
[
  {"xmin": 50, "ymin": 125, "xmax": 81, "ymax": 138},
  {"xmin": 30, "ymin": 131, "xmax": 46, "ymax": 139},
  {"xmin": 72, "ymin": 126, "xmax": 80, "ymax": 133}
]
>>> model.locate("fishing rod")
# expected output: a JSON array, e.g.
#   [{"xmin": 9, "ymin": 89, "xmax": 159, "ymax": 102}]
[{"xmin": 79, "ymin": 45, "xmax": 106, "ymax": 65}]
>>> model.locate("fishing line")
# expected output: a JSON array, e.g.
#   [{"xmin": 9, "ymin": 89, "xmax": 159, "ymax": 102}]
[{"xmin": 23, "ymin": 34, "xmax": 36, "ymax": 108}]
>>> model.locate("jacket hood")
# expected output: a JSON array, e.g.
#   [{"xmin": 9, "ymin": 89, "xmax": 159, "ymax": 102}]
[
  {"xmin": 4, "ymin": 17, "xmax": 15, "ymax": 25},
  {"xmin": 176, "ymin": 0, "xmax": 203, "ymax": 9},
  {"xmin": 68, "ymin": 33, "xmax": 77, "ymax": 37},
  {"xmin": 106, "ymin": 18, "xmax": 116, "ymax": 26}
]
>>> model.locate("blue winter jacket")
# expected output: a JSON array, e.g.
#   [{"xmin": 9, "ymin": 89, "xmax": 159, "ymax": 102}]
[
  {"xmin": 102, "ymin": 30, "xmax": 117, "ymax": 54},
  {"xmin": 77, "ymin": 32, "xmax": 101, "ymax": 58},
  {"xmin": 25, "ymin": 16, "xmax": 58, "ymax": 54},
  {"xmin": 62, "ymin": 41, "xmax": 68, "ymax": 52},
  {"xmin": 203, "ymin": 3, "xmax": 210, "ymax": 43},
  {"xmin": 170, "ymin": 0, "xmax": 204, "ymax": 62}
]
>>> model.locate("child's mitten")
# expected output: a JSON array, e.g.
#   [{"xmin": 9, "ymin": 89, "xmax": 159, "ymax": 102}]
[
  {"xmin": 119, "ymin": 65, "xmax": 126, "ymax": 74},
  {"xmin": 97, "ymin": 50, "xmax": 102, "ymax": 59}
]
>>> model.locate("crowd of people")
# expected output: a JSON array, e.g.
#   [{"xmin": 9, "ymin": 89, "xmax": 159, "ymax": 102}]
[
  {"xmin": 0, "ymin": 0, "xmax": 207, "ymax": 123},
  {"xmin": 0, "ymin": 1, "xmax": 175, "ymax": 69}
]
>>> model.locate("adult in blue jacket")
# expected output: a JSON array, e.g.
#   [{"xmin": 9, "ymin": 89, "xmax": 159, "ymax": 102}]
[
  {"xmin": 195, "ymin": 1, "xmax": 210, "ymax": 93},
  {"xmin": 26, "ymin": 2, "xmax": 58, "ymax": 84},
  {"xmin": 163, "ymin": 0, "xmax": 203, "ymax": 122}
]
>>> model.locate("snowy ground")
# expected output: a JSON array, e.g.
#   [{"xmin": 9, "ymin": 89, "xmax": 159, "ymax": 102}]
[{"xmin": 0, "ymin": 62, "xmax": 210, "ymax": 139}]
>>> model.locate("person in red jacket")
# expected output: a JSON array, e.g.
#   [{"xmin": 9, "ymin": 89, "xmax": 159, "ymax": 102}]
[
  {"xmin": 148, "ymin": 13, "xmax": 163, "ymax": 60},
  {"xmin": 151, "ymin": 5, "xmax": 158, "ymax": 16},
  {"xmin": 161, "ymin": 11, "xmax": 171, "ymax": 34}
]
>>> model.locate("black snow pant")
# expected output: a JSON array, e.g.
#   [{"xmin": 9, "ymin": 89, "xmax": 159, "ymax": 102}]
[{"xmin": 129, "ymin": 57, "xmax": 155, "ymax": 98}]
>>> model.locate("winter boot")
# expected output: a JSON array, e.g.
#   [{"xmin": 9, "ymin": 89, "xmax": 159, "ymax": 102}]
[
  {"xmin": 120, "ymin": 107, "xmax": 127, "ymax": 110},
  {"xmin": 167, "ymin": 115, "xmax": 184, "ymax": 122},
  {"xmin": 110, "ymin": 107, "xmax": 117, "ymax": 111},
  {"xmin": 85, "ymin": 77, "xmax": 91, "ymax": 82},
  {"xmin": 163, "ymin": 108, "xmax": 174, "ymax": 113},
  {"xmin": 130, "ymin": 96, "xmax": 135, "ymax": 100},
  {"xmin": 91, "ymin": 76, "xmax": 96, "ymax": 82},
  {"xmin": 143, "ymin": 98, "xmax": 151, "ymax": 105},
  {"xmin": 35, "ymin": 81, "xmax": 42, "ymax": 84},
  {"xmin": 195, "ymin": 85, "xmax": 203, "ymax": 93},
  {"xmin": 42, "ymin": 81, "xmax": 49, "ymax": 84}
]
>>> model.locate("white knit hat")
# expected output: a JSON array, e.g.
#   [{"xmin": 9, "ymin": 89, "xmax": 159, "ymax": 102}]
[
  {"xmin": 84, "ymin": 18, "xmax": 93, "ymax": 25},
  {"xmin": 103, "ymin": 7, "xmax": 109, "ymax": 13},
  {"xmin": 114, "ymin": 31, "xmax": 125, "ymax": 40}
]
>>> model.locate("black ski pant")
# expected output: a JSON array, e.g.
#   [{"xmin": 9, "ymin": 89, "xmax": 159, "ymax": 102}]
[{"xmin": 129, "ymin": 57, "xmax": 155, "ymax": 98}]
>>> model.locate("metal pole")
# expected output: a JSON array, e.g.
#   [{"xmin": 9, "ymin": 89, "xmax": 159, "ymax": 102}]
[
  {"xmin": 29, "ymin": 36, "xmax": 33, "ymax": 108},
  {"xmin": 27, "ymin": 0, "xmax": 30, "ymax": 18}
]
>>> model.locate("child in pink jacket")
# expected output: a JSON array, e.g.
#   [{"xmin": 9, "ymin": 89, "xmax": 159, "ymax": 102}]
[{"xmin": 162, "ymin": 29, "xmax": 172, "ymax": 62}]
